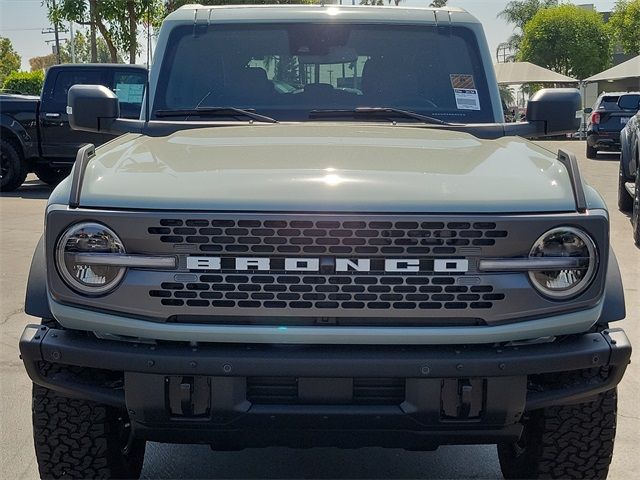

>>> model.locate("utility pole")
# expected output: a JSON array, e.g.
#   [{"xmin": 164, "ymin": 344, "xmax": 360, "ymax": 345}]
[{"xmin": 52, "ymin": 0, "xmax": 61, "ymax": 64}]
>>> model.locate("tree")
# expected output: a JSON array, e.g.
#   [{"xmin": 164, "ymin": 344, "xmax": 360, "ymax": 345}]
[
  {"xmin": 29, "ymin": 54, "xmax": 58, "ymax": 71},
  {"xmin": 2, "ymin": 71, "xmax": 45, "ymax": 95},
  {"xmin": 608, "ymin": 0, "xmax": 640, "ymax": 55},
  {"xmin": 498, "ymin": 0, "xmax": 557, "ymax": 54},
  {"xmin": 519, "ymin": 4, "xmax": 611, "ymax": 79},
  {"xmin": 0, "ymin": 37, "xmax": 21, "ymax": 84}
]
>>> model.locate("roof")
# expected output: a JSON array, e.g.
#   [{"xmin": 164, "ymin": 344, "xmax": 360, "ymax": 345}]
[
  {"xmin": 584, "ymin": 55, "xmax": 640, "ymax": 83},
  {"xmin": 165, "ymin": 5, "xmax": 480, "ymax": 25},
  {"xmin": 493, "ymin": 62, "xmax": 578, "ymax": 84},
  {"xmin": 48, "ymin": 63, "xmax": 147, "ymax": 70}
]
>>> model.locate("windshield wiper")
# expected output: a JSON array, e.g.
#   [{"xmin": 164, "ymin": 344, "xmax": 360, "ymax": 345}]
[
  {"xmin": 309, "ymin": 107, "xmax": 451, "ymax": 125},
  {"xmin": 155, "ymin": 107, "xmax": 278, "ymax": 123}
]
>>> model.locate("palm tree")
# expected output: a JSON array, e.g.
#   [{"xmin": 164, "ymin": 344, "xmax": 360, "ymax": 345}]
[{"xmin": 498, "ymin": 0, "xmax": 557, "ymax": 54}]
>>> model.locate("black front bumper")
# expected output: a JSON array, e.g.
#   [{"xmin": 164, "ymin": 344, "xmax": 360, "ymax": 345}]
[{"xmin": 20, "ymin": 326, "xmax": 631, "ymax": 449}]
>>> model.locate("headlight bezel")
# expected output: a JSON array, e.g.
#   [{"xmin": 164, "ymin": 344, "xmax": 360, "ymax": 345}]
[
  {"xmin": 527, "ymin": 226, "xmax": 598, "ymax": 300},
  {"xmin": 55, "ymin": 221, "xmax": 127, "ymax": 296}
]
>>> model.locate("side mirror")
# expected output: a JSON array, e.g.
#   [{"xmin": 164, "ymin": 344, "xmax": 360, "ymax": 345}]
[
  {"xmin": 584, "ymin": 107, "xmax": 593, "ymax": 114},
  {"xmin": 617, "ymin": 94, "xmax": 640, "ymax": 111},
  {"xmin": 68, "ymin": 85, "xmax": 120, "ymax": 132},
  {"xmin": 526, "ymin": 88, "xmax": 581, "ymax": 137}
]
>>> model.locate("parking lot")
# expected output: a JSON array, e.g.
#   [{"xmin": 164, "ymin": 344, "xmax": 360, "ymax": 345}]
[{"xmin": 1, "ymin": 139, "xmax": 638, "ymax": 479}]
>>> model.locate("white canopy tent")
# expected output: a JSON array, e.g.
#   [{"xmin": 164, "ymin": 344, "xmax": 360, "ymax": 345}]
[
  {"xmin": 494, "ymin": 61, "xmax": 578, "ymax": 85},
  {"xmin": 584, "ymin": 55, "xmax": 640, "ymax": 83}
]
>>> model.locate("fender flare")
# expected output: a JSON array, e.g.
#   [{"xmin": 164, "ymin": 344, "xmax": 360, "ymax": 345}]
[
  {"xmin": 24, "ymin": 235, "xmax": 53, "ymax": 319},
  {"xmin": 597, "ymin": 248, "xmax": 626, "ymax": 324},
  {"xmin": 620, "ymin": 129, "xmax": 633, "ymax": 180},
  {"xmin": 0, "ymin": 113, "xmax": 39, "ymax": 159}
]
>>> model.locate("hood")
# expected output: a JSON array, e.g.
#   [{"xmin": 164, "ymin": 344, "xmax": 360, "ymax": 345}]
[{"xmin": 76, "ymin": 124, "xmax": 577, "ymax": 213}]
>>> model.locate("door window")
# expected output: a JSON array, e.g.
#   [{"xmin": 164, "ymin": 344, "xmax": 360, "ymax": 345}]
[
  {"xmin": 50, "ymin": 70, "xmax": 102, "ymax": 112},
  {"xmin": 112, "ymin": 71, "xmax": 147, "ymax": 119}
]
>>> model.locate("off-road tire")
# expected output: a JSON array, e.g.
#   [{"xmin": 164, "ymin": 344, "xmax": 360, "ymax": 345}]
[
  {"xmin": 32, "ymin": 324, "xmax": 146, "ymax": 480},
  {"xmin": 586, "ymin": 143, "xmax": 598, "ymax": 159},
  {"xmin": 33, "ymin": 165, "xmax": 71, "ymax": 186},
  {"xmin": 632, "ymin": 164, "xmax": 640, "ymax": 247},
  {"xmin": 0, "ymin": 138, "xmax": 28, "ymax": 192},
  {"xmin": 498, "ymin": 385, "xmax": 617, "ymax": 479},
  {"xmin": 618, "ymin": 161, "xmax": 633, "ymax": 212}
]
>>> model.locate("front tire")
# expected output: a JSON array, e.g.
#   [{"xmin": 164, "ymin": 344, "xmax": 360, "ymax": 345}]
[
  {"xmin": 32, "ymin": 366, "xmax": 146, "ymax": 479},
  {"xmin": 498, "ymin": 387, "xmax": 616, "ymax": 479},
  {"xmin": 618, "ymin": 161, "xmax": 633, "ymax": 212},
  {"xmin": 632, "ymin": 163, "xmax": 640, "ymax": 247},
  {"xmin": 33, "ymin": 165, "xmax": 71, "ymax": 186},
  {"xmin": 0, "ymin": 138, "xmax": 28, "ymax": 192}
]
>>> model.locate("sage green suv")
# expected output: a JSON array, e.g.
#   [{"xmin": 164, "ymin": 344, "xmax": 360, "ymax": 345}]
[{"xmin": 20, "ymin": 5, "xmax": 630, "ymax": 479}]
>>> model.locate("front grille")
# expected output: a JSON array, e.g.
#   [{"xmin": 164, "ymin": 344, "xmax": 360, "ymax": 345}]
[
  {"xmin": 150, "ymin": 274, "xmax": 505, "ymax": 311},
  {"xmin": 149, "ymin": 219, "xmax": 508, "ymax": 256},
  {"xmin": 246, "ymin": 377, "xmax": 406, "ymax": 405}
]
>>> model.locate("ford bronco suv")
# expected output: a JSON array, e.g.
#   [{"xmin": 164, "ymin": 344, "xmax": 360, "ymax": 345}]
[{"xmin": 19, "ymin": 5, "xmax": 631, "ymax": 479}]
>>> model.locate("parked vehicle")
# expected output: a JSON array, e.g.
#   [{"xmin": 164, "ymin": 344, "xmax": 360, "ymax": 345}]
[
  {"xmin": 585, "ymin": 91, "xmax": 640, "ymax": 159},
  {"xmin": 618, "ymin": 94, "xmax": 640, "ymax": 245},
  {"xmin": 19, "ymin": 5, "xmax": 630, "ymax": 480},
  {"xmin": 0, "ymin": 63, "xmax": 147, "ymax": 192}
]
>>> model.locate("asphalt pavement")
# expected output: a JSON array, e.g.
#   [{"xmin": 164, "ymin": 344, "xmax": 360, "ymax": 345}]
[{"xmin": 1, "ymin": 140, "xmax": 638, "ymax": 479}]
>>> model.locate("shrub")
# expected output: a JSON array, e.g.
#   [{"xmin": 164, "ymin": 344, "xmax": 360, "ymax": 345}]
[{"xmin": 2, "ymin": 70, "xmax": 45, "ymax": 96}]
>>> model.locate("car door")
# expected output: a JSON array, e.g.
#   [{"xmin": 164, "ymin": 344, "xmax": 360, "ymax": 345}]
[{"xmin": 39, "ymin": 68, "xmax": 116, "ymax": 162}]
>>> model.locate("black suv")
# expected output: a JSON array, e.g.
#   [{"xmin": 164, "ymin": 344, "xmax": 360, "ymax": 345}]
[{"xmin": 586, "ymin": 92, "xmax": 640, "ymax": 159}]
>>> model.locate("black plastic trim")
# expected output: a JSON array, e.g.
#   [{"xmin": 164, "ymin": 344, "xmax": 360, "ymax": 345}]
[
  {"xmin": 68, "ymin": 143, "xmax": 95, "ymax": 208},
  {"xmin": 557, "ymin": 148, "xmax": 587, "ymax": 212},
  {"xmin": 24, "ymin": 236, "xmax": 52, "ymax": 319},
  {"xmin": 598, "ymin": 248, "xmax": 626, "ymax": 324}
]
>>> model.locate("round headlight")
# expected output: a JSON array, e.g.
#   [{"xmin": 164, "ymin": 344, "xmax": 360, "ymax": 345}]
[
  {"xmin": 56, "ymin": 222, "xmax": 126, "ymax": 295},
  {"xmin": 528, "ymin": 227, "xmax": 597, "ymax": 299}
]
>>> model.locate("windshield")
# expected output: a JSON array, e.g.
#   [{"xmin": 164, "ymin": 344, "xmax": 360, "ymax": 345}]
[{"xmin": 153, "ymin": 23, "xmax": 495, "ymax": 123}]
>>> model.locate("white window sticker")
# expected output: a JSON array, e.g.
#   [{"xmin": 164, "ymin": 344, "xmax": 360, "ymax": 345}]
[
  {"xmin": 114, "ymin": 83, "xmax": 144, "ymax": 103},
  {"xmin": 450, "ymin": 74, "xmax": 481, "ymax": 111},
  {"xmin": 454, "ymin": 88, "xmax": 481, "ymax": 111}
]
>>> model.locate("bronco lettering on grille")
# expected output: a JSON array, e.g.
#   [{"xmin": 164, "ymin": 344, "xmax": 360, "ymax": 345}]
[{"xmin": 185, "ymin": 256, "xmax": 469, "ymax": 273}]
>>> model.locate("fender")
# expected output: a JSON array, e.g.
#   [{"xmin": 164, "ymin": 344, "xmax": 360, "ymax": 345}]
[
  {"xmin": 0, "ymin": 113, "xmax": 39, "ymax": 159},
  {"xmin": 24, "ymin": 236, "xmax": 52, "ymax": 319},
  {"xmin": 597, "ymin": 248, "xmax": 626, "ymax": 324}
]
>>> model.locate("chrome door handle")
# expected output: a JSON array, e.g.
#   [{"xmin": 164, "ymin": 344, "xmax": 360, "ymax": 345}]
[{"xmin": 45, "ymin": 112, "xmax": 61, "ymax": 118}]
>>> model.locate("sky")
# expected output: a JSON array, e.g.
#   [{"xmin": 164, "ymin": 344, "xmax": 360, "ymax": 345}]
[{"xmin": 0, "ymin": 0, "xmax": 619, "ymax": 71}]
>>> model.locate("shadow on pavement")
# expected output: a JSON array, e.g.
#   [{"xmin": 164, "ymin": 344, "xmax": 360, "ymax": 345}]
[
  {"xmin": 141, "ymin": 444, "xmax": 502, "ymax": 479},
  {"xmin": 0, "ymin": 180, "xmax": 52, "ymax": 200},
  {"xmin": 594, "ymin": 152, "xmax": 621, "ymax": 162}
]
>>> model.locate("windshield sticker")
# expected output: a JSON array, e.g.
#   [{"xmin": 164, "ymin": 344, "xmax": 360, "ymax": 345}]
[
  {"xmin": 450, "ymin": 74, "xmax": 476, "ymax": 89},
  {"xmin": 450, "ymin": 75, "xmax": 480, "ymax": 111},
  {"xmin": 453, "ymin": 89, "xmax": 481, "ymax": 110}
]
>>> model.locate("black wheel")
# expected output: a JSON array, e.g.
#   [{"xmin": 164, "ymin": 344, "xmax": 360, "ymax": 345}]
[
  {"xmin": 498, "ymin": 380, "xmax": 616, "ymax": 479},
  {"xmin": 33, "ymin": 165, "xmax": 71, "ymax": 186},
  {"xmin": 0, "ymin": 138, "xmax": 28, "ymax": 192},
  {"xmin": 618, "ymin": 161, "xmax": 633, "ymax": 212},
  {"xmin": 632, "ymin": 164, "xmax": 640, "ymax": 247},
  {"xmin": 586, "ymin": 143, "xmax": 598, "ymax": 159},
  {"xmin": 32, "ymin": 352, "xmax": 145, "ymax": 479}
]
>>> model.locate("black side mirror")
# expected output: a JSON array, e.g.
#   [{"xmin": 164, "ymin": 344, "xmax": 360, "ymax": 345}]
[
  {"xmin": 68, "ymin": 85, "xmax": 120, "ymax": 132},
  {"xmin": 617, "ymin": 94, "xmax": 640, "ymax": 111},
  {"xmin": 526, "ymin": 88, "xmax": 581, "ymax": 136},
  {"xmin": 584, "ymin": 107, "xmax": 593, "ymax": 114}
]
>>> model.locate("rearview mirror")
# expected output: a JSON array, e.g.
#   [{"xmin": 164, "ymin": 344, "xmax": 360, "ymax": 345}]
[
  {"xmin": 526, "ymin": 88, "xmax": 581, "ymax": 137},
  {"xmin": 617, "ymin": 94, "xmax": 640, "ymax": 111},
  {"xmin": 68, "ymin": 85, "xmax": 120, "ymax": 132}
]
